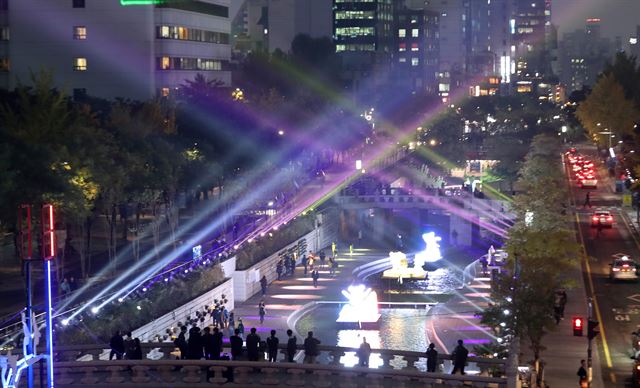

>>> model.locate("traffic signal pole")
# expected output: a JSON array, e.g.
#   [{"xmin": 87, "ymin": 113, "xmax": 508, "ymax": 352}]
[{"xmin": 587, "ymin": 297, "xmax": 593, "ymax": 388}]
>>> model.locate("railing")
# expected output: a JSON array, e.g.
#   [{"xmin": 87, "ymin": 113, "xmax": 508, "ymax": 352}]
[
  {"xmin": 53, "ymin": 359, "xmax": 507, "ymax": 387},
  {"xmin": 50, "ymin": 343, "xmax": 507, "ymax": 375}
]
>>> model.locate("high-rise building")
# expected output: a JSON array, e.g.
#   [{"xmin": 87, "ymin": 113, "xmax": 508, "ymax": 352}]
[
  {"xmin": 557, "ymin": 18, "xmax": 613, "ymax": 92},
  {"xmin": 2, "ymin": 0, "xmax": 231, "ymax": 100},
  {"xmin": 333, "ymin": 0, "xmax": 394, "ymax": 90},
  {"xmin": 512, "ymin": 0, "xmax": 552, "ymax": 79},
  {"xmin": 232, "ymin": 0, "xmax": 331, "ymax": 55},
  {"xmin": 393, "ymin": 4, "xmax": 439, "ymax": 94},
  {"xmin": 630, "ymin": 26, "xmax": 640, "ymax": 59},
  {"xmin": 0, "ymin": 0, "xmax": 8, "ymax": 90}
]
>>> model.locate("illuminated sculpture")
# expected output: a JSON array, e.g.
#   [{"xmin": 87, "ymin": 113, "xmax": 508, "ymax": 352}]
[
  {"xmin": 382, "ymin": 232, "xmax": 442, "ymax": 281},
  {"xmin": 336, "ymin": 285, "xmax": 380, "ymax": 328},
  {"xmin": 0, "ymin": 312, "xmax": 43, "ymax": 388}
]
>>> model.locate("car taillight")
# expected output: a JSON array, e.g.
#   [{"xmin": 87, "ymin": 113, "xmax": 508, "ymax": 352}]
[
  {"xmin": 613, "ymin": 268, "xmax": 620, "ymax": 271},
  {"xmin": 636, "ymin": 364, "xmax": 640, "ymax": 371},
  {"xmin": 623, "ymin": 264, "xmax": 629, "ymax": 268},
  {"xmin": 607, "ymin": 216, "xmax": 613, "ymax": 221},
  {"xmin": 592, "ymin": 216, "xmax": 599, "ymax": 221}
]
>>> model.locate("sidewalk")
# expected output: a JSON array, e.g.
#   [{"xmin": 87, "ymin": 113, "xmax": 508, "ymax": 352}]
[{"xmin": 231, "ymin": 247, "xmax": 381, "ymax": 339}]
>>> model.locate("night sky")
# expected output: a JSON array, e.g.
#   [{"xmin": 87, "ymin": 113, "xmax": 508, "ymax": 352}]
[{"xmin": 553, "ymin": 0, "xmax": 639, "ymax": 42}]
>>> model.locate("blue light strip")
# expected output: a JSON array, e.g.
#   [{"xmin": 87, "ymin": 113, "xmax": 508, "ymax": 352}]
[{"xmin": 45, "ymin": 260, "xmax": 54, "ymax": 388}]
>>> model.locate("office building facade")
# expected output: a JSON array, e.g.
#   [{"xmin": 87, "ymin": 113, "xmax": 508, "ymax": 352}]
[{"xmin": 2, "ymin": 0, "xmax": 231, "ymax": 100}]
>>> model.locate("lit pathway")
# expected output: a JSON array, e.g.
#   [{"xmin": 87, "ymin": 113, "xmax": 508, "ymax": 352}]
[
  {"xmin": 426, "ymin": 262, "xmax": 495, "ymax": 355},
  {"xmin": 231, "ymin": 248, "xmax": 387, "ymax": 338}
]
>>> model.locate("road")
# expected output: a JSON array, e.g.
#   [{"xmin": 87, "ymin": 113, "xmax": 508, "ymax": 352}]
[{"xmin": 568, "ymin": 146, "xmax": 639, "ymax": 387}]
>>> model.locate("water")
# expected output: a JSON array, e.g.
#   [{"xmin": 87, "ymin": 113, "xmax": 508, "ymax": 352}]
[{"xmin": 296, "ymin": 306, "xmax": 431, "ymax": 369}]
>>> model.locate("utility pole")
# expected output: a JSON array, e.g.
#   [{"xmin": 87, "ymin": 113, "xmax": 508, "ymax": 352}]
[{"xmin": 587, "ymin": 297, "xmax": 593, "ymax": 387}]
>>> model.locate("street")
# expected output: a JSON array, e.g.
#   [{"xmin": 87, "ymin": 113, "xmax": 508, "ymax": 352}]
[{"xmin": 569, "ymin": 147, "xmax": 640, "ymax": 387}]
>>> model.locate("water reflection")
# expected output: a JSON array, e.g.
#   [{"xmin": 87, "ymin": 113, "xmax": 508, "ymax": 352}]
[{"xmin": 296, "ymin": 306, "xmax": 431, "ymax": 369}]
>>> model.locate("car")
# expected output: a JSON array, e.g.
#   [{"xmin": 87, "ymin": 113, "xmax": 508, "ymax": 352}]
[
  {"xmin": 591, "ymin": 210, "xmax": 613, "ymax": 227},
  {"xmin": 582, "ymin": 161, "xmax": 594, "ymax": 169},
  {"xmin": 610, "ymin": 256, "xmax": 638, "ymax": 281},
  {"xmin": 567, "ymin": 147, "xmax": 578, "ymax": 154},
  {"xmin": 580, "ymin": 177, "xmax": 598, "ymax": 188}
]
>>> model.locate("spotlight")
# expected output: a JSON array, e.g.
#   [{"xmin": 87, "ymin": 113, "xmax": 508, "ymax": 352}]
[
  {"xmin": 184, "ymin": 269, "xmax": 189, "ymax": 273},
  {"xmin": 136, "ymin": 305, "xmax": 142, "ymax": 311},
  {"xmin": 118, "ymin": 297, "xmax": 124, "ymax": 303},
  {"xmin": 248, "ymin": 239, "xmax": 253, "ymax": 243},
  {"xmin": 505, "ymin": 297, "xmax": 512, "ymax": 302},
  {"xmin": 500, "ymin": 322, "xmax": 506, "ymax": 327},
  {"xmin": 164, "ymin": 278, "xmax": 169, "ymax": 282},
  {"xmin": 260, "ymin": 232, "xmax": 266, "ymax": 237},
  {"xmin": 503, "ymin": 309, "xmax": 510, "ymax": 316},
  {"xmin": 234, "ymin": 245, "xmax": 239, "ymax": 250},
  {"xmin": 273, "ymin": 226, "xmax": 279, "ymax": 231},
  {"xmin": 91, "ymin": 306, "xmax": 100, "ymax": 314},
  {"xmin": 497, "ymin": 337, "xmax": 504, "ymax": 343},
  {"xmin": 142, "ymin": 287, "xmax": 147, "ymax": 292},
  {"xmin": 61, "ymin": 319, "xmax": 69, "ymax": 326}
]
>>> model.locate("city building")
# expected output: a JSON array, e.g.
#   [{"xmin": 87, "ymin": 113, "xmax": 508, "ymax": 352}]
[
  {"xmin": 630, "ymin": 25, "xmax": 640, "ymax": 59},
  {"xmin": 392, "ymin": 4, "xmax": 439, "ymax": 94},
  {"xmin": 231, "ymin": 0, "xmax": 332, "ymax": 55},
  {"xmin": 557, "ymin": 18, "xmax": 614, "ymax": 92},
  {"xmin": 333, "ymin": 0, "xmax": 394, "ymax": 91},
  {"xmin": 511, "ymin": 0, "xmax": 553, "ymax": 80},
  {"xmin": 1, "ymin": 0, "xmax": 231, "ymax": 100}
]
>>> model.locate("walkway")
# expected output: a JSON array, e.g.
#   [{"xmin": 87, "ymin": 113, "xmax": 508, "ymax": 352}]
[{"xmin": 231, "ymin": 246, "xmax": 384, "ymax": 339}]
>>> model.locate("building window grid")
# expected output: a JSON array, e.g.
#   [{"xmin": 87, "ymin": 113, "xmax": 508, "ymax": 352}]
[
  {"xmin": 157, "ymin": 25, "xmax": 230, "ymax": 44},
  {"xmin": 157, "ymin": 56, "xmax": 224, "ymax": 71}
]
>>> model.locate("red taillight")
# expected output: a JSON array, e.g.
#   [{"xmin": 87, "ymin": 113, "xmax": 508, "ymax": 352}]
[
  {"xmin": 606, "ymin": 216, "xmax": 613, "ymax": 221},
  {"xmin": 592, "ymin": 216, "xmax": 599, "ymax": 221},
  {"xmin": 613, "ymin": 268, "xmax": 621, "ymax": 271},
  {"xmin": 623, "ymin": 264, "xmax": 630, "ymax": 268}
]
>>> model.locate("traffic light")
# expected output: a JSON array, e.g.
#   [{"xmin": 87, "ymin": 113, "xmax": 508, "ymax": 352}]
[
  {"xmin": 588, "ymin": 319, "xmax": 600, "ymax": 340},
  {"xmin": 573, "ymin": 317, "xmax": 583, "ymax": 336}
]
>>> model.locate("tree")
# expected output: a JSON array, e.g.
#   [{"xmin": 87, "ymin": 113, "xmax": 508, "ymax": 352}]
[
  {"xmin": 576, "ymin": 74, "xmax": 640, "ymax": 146},
  {"xmin": 602, "ymin": 52, "xmax": 640, "ymax": 105}
]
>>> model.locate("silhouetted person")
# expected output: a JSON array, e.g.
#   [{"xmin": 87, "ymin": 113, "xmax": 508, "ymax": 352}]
[
  {"xmin": 266, "ymin": 330, "xmax": 279, "ymax": 362},
  {"xmin": 312, "ymin": 269, "xmax": 319, "ymax": 288},
  {"xmin": 124, "ymin": 331, "xmax": 136, "ymax": 360},
  {"xmin": 130, "ymin": 338, "xmax": 143, "ymax": 360},
  {"xmin": 303, "ymin": 331, "xmax": 320, "ymax": 364},
  {"xmin": 109, "ymin": 331, "xmax": 125, "ymax": 360},
  {"xmin": 230, "ymin": 329, "xmax": 244, "ymax": 360},
  {"xmin": 246, "ymin": 327, "xmax": 261, "ymax": 361},
  {"xmin": 426, "ymin": 343, "xmax": 438, "ymax": 372},
  {"xmin": 258, "ymin": 301, "xmax": 266, "ymax": 324},
  {"xmin": 175, "ymin": 326, "xmax": 188, "ymax": 359},
  {"xmin": 187, "ymin": 327, "xmax": 203, "ymax": 360},
  {"xmin": 286, "ymin": 329, "xmax": 297, "ymax": 362},
  {"xmin": 202, "ymin": 327, "xmax": 214, "ymax": 359},
  {"xmin": 212, "ymin": 327, "xmax": 223, "ymax": 360},
  {"xmin": 451, "ymin": 339, "xmax": 468, "ymax": 375},
  {"xmin": 357, "ymin": 337, "xmax": 371, "ymax": 367},
  {"xmin": 584, "ymin": 192, "xmax": 591, "ymax": 208},
  {"xmin": 260, "ymin": 275, "xmax": 268, "ymax": 295},
  {"xmin": 577, "ymin": 359, "xmax": 588, "ymax": 387}
]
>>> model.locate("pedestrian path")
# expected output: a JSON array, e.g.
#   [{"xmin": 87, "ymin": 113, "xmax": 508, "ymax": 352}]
[
  {"xmin": 231, "ymin": 247, "xmax": 385, "ymax": 339},
  {"xmin": 426, "ymin": 263, "xmax": 493, "ymax": 354}
]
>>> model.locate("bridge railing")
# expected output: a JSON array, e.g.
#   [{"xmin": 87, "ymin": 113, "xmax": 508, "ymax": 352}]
[
  {"xmin": 51, "ymin": 343, "xmax": 507, "ymax": 376},
  {"xmin": 54, "ymin": 359, "xmax": 508, "ymax": 387}
]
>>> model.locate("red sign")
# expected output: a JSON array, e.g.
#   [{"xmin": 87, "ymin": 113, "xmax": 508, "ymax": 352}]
[{"xmin": 42, "ymin": 204, "xmax": 55, "ymax": 260}]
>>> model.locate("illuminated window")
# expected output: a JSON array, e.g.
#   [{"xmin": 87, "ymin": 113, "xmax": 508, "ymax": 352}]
[
  {"xmin": 411, "ymin": 58, "xmax": 419, "ymax": 66},
  {"xmin": 160, "ymin": 56, "xmax": 170, "ymax": 70},
  {"xmin": 160, "ymin": 26, "xmax": 170, "ymax": 38},
  {"xmin": 73, "ymin": 57, "xmax": 87, "ymax": 71},
  {"xmin": 0, "ymin": 27, "xmax": 9, "ymax": 41},
  {"xmin": 398, "ymin": 29, "xmax": 406, "ymax": 37},
  {"xmin": 411, "ymin": 43, "xmax": 419, "ymax": 51},
  {"xmin": 412, "ymin": 29, "xmax": 419, "ymax": 37},
  {"xmin": 399, "ymin": 57, "xmax": 407, "ymax": 63},
  {"xmin": 73, "ymin": 26, "xmax": 87, "ymax": 40},
  {"xmin": 161, "ymin": 87, "xmax": 170, "ymax": 97},
  {"xmin": 0, "ymin": 57, "xmax": 8, "ymax": 72},
  {"xmin": 178, "ymin": 27, "xmax": 188, "ymax": 40},
  {"xmin": 399, "ymin": 43, "xmax": 406, "ymax": 52}
]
